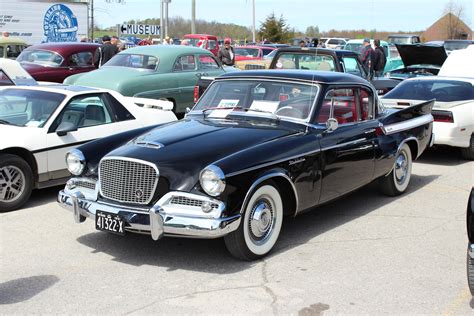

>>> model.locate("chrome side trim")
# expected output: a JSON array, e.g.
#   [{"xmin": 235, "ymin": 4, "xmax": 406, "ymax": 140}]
[
  {"xmin": 398, "ymin": 136, "xmax": 420, "ymax": 159},
  {"xmin": 98, "ymin": 156, "xmax": 159, "ymax": 205},
  {"xmin": 382, "ymin": 114, "xmax": 433, "ymax": 135},
  {"xmin": 240, "ymin": 172, "xmax": 299, "ymax": 215},
  {"xmin": 321, "ymin": 138, "xmax": 368, "ymax": 151}
]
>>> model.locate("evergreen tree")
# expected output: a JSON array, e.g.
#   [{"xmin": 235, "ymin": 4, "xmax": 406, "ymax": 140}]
[{"xmin": 258, "ymin": 13, "xmax": 293, "ymax": 43}]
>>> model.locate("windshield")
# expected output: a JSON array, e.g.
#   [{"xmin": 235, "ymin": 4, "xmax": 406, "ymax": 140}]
[
  {"xmin": 444, "ymin": 41, "xmax": 473, "ymax": 51},
  {"xmin": 192, "ymin": 79, "xmax": 319, "ymax": 121},
  {"xmin": 17, "ymin": 49, "xmax": 64, "ymax": 67},
  {"xmin": 235, "ymin": 48, "xmax": 260, "ymax": 57},
  {"xmin": 104, "ymin": 53, "xmax": 159, "ymax": 70},
  {"xmin": 384, "ymin": 79, "xmax": 474, "ymax": 102},
  {"xmin": 186, "ymin": 38, "xmax": 200, "ymax": 47},
  {"xmin": 273, "ymin": 53, "xmax": 336, "ymax": 71},
  {"xmin": 0, "ymin": 88, "xmax": 65, "ymax": 127},
  {"xmin": 344, "ymin": 43, "xmax": 364, "ymax": 54}
]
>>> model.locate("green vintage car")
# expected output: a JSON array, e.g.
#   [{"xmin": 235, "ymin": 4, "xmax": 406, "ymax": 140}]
[
  {"xmin": 343, "ymin": 39, "xmax": 403, "ymax": 75},
  {"xmin": 64, "ymin": 45, "xmax": 227, "ymax": 114}
]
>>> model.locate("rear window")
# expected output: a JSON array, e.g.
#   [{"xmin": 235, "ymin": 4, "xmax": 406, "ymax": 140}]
[
  {"xmin": 104, "ymin": 53, "xmax": 159, "ymax": 70},
  {"xmin": 384, "ymin": 79, "xmax": 474, "ymax": 102}
]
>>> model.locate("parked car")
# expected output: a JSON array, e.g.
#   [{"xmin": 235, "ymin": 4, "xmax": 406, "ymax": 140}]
[
  {"xmin": 234, "ymin": 45, "xmax": 275, "ymax": 70},
  {"xmin": 0, "ymin": 37, "xmax": 28, "ymax": 59},
  {"xmin": 17, "ymin": 43, "xmax": 100, "ymax": 83},
  {"xmin": 343, "ymin": 39, "xmax": 403, "ymax": 75},
  {"xmin": 324, "ymin": 38, "xmax": 348, "ymax": 49},
  {"xmin": 64, "ymin": 45, "xmax": 227, "ymax": 115},
  {"xmin": 183, "ymin": 34, "xmax": 220, "ymax": 56},
  {"xmin": 443, "ymin": 40, "xmax": 474, "ymax": 53},
  {"xmin": 58, "ymin": 70, "xmax": 433, "ymax": 260},
  {"xmin": 0, "ymin": 85, "xmax": 177, "ymax": 211},
  {"xmin": 385, "ymin": 44, "xmax": 448, "ymax": 80},
  {"xmin": 0, "ymin": 58, "xmax": 38, "ymax": 86},
  {"xmin": 382, "ymin": 76, "xmax": 473, "ymax": 159},
  {"xmin": 235, "ymin": 49, "xmax": 277, "ymax": 70},
  {"xmin": 466, "ymin": 188, "xmax": 474, "ymax": 295},
  {"xmin": 387, "ymin": 34, "xmax": 421, "ymax": 45}
]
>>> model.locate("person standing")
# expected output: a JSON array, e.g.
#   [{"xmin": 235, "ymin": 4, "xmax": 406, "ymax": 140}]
[
  {"xmin": 373, "ymin": 39, "xmax": 387, "ymax": 77},
  {"xmin": 217, "ymin": 38, "xmax": 235, "ymax": 66},
  {"xmin": 360, "ymin": 38, "xmax": 375, "ymax": 80},
  {"xmin": 94, "ymin": 35, "xmax": 119, "ymax": 68}
]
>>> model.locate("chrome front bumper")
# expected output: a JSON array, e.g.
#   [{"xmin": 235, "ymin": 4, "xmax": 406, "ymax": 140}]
[{"xmin": 57, "ymin": 188, "xmax": 241, "ymax": 240}]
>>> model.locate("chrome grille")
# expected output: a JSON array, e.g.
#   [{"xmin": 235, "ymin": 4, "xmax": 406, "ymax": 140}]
[
  {"xmin": 170, "ymin": 196, "xmax": 219, "ymax": 209},
  {"xmin": 99, "ymin": 158, "xmax": 158, "ymax": 205},
  {"xmin": 76, "ymin": 181, "xmax": 95, "ymax": 190}
]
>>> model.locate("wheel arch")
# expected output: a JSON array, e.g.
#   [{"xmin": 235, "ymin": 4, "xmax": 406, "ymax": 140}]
[
  {"xmin": 0, "ymin": 147, "xmax": 38, "ymax": 183},
  {"xmin": 240, "ymin": 169, "xmax": 298, "ymax": 218},
  {"xmin": 399, "ymin": 137, "xmax": 419, "ymax": 160}
]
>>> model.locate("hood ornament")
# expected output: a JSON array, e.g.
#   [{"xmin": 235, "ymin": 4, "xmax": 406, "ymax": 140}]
[{"xmin": 134, "ymin": 141, "xmax": 164, "ymax": 149}]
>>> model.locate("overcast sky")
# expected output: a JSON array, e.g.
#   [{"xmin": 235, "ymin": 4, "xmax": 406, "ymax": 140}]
[{"xmin": 95, "ymin": 0, "xmax": 473, "ymax": 32}]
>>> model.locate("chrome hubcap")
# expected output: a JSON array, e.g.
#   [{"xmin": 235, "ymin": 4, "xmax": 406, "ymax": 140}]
[
  {"xmin": 0, "ymin": 166, "xmax": 25, "ymax": 202},
  {"xmin": 249, "ymin": 198, "xmax": 274, "ymax": 244},
  {"xmin": 395, "ymin": 151, "xmax": 408, "ymax": 184}
]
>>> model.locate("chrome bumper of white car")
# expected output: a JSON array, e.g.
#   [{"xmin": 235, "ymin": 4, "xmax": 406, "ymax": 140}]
[{"xmin": 57, "ymin": 182, "xmax": 241, "ymax": 240}]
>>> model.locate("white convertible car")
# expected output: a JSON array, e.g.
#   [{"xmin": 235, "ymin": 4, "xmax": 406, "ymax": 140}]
[
  {"xmin": 382, "ymin": 76, "xmax": 473, "ymax": 159},
  {"xmin": 0, "ymin": 85, "xmax": 177, "ymax": 211}
]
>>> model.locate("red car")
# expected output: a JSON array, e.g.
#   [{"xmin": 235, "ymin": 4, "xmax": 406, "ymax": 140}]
[
  {"xmin": 17, "ymin": 42, "xmax": 100, "ymax": 83},
  {"xmin": 183, "ymin": 34, "xmax": 220, "ymax": 56},
  {"xmin": 234, "ymin": 45, "xmax": 275, "ymax": 62}
]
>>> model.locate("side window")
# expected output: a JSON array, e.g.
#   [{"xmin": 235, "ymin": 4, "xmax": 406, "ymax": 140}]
[
  {"xmin": 316, "ymin": 88, "xmax": 358, "ymax": 124},
  {"xmin": 262, "ymin": 49, "xmax": 273, "ymax": 56},
  {"xmin": 208, "ymin": 40, "xmax": 217, "ymax": 50},
  {"xmin": 55, "ymin": 94, "xmax": 113, "ymax": 130},
  {"xmin": 103, "ymin": 93, "xmax": 135, "ymax": 122},
  {"xmin": 0, "ymin": 70, "xmax": 14, "ymax": 86},
  {"xmin": 358, "ymin": 88, "xmax": 374, "ymax": 121},
  {"xmin": 173, "ymin": 55, "xmax": 196, "ymax": 71},
  {"xmin": 69, "ymin": 52, "xmax": 93, "ymax": 66},
  {"xmin": 342, "ymin": 57, "xmax": 364, "ymax": 77},
  {"xmin": 198, "ymin": 55, "xmax": 220, "ymax": 70}
]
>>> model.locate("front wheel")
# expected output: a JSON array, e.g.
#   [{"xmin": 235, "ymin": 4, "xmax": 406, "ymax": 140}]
[
  {"xmin": 224, "ymin": 183, "xmax": 283, "ymax": 261},
  {"xmin": 379, "ymin": 143, "xmax": 412, "ymax": 196},
  {"xmin": 468, "ymin": 245, "xmax": 474, "ymax": 296},
  {"xmin": 0, "ymin": 154, "xmax": 34, "ymax": 212}
]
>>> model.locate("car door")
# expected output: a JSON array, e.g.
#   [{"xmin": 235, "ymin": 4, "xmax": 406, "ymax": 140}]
[
  {"xmin": 45, "ymin": 92, "xmax": 138, "ymax": 180},
  {"xmin": 316, "ymin": 85, "xmax": 377, "ymax": 203}
]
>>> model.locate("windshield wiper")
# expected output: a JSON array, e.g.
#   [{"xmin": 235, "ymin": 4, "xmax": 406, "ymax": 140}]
[
  {"xmin": 202, "ymin": 106, "xmax": 243, "ymax": 117},
  {"xmin": 243, "ymin": 108, "xmax": 280, "ymax": 121}
]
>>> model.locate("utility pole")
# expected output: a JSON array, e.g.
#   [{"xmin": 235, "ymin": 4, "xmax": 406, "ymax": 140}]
[
  {"xmin": 165, "ymin": 0, "xmax": 169, "ymax": 37},
  {"xmin": 160, "ymin": 0, "xmax": 164, "ymax": 43},
  {"xmin": 90, "ymin": 0, "xmax": 94, "ymax": 41},
  {"xmin": 191, "ymin": 0, "xmax": 196, "ymax": 34},
  {"xmin": 252, "ymin": 0, "xmax": 255, "ymax": 43}
]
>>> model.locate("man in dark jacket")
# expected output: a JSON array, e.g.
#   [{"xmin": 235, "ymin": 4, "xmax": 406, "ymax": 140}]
[
  {"xmin": 94, "ymin": 35, "xmax": 119, "ymax": 68},
  {"xmin": 217, "ymin": 38, "xmax": 235, "ymax": 66},
  {"xmin": 360, "ymin": 38, "xmax": 375, "ymax": 80},
  {"xmin": 373, "ymin": 39, "xmax": 387, "ymax": 77}
]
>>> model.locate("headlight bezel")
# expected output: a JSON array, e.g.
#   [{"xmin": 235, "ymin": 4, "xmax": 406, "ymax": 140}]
[
  {"xmin": 199, "ymin": 165, "xmax": 226, "ymax": 197},
  {"xmin": 66, "ymin": 149, "xmax": 86, "ymax": 176}
]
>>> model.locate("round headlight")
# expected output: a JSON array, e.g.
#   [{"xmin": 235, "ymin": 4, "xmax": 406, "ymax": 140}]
[
  {"xmin": 66, "ymin": 149, "xmax": 86, "ymax": 176},
  {"xmin": 200, "ymin": 165, "xmax": 225, "ymax": 197}
]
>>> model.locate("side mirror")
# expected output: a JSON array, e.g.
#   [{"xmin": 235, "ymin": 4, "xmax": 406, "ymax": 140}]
[
  {"xmin": 185, "ymin": 107, "xmax": 191, "ymax": 114},
  {"xmin": 56, "ymin": 121, "xmax": 78, "ymax": 136},
  {"xmin": 325, "ymin": 118, "xmax": 338, "ymax": 133}
]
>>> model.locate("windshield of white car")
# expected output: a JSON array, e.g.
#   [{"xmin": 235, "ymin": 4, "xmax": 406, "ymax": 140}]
[
  {"xmin": 104, "ymin": 53, "xmax": 159, "ymax": 70},
  {"xmin": 192, "ymin": 79, "xmax": 319, "ymax": 122},
  {"xmin": 384, "ymin": 79, "xmax": 474, "ymax": 102},
  {"xmin": 0, "ymin": 89, "xmax": 65, "ymax": 127},
  {"xmin": 17, "ymin": 49, "xmax": 64, "ymax": 67}
]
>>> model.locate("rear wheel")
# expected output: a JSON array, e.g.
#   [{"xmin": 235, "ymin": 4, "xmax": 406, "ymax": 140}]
[
  {"xmin": 0, "ymin": 154, "xmax": 34, "ymax": 212},
  {"xmin": 224, "ymin": 183, "xmax": 283, "ymax": 261},
  {"xmin": 379, "ymin": 143, "xmax": 412, "ymax": 196},
  {"xmin": 461, "ymin": 134, "xmax": 474, "ymax": 160}
]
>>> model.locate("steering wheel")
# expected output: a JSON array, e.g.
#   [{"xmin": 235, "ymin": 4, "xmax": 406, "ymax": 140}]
[{"xmin": 275, "ymin": 105, "xmax": 305, "ymax": 118}]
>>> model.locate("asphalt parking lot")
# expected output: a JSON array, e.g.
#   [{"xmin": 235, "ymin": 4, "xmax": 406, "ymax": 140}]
[{"xmin": 1, "ymin": 147, "xmax": 473, "ymax": 314}]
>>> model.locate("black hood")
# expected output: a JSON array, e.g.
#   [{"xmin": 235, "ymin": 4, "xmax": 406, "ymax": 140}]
[
  {"xmin": 106, "ymin": 118, "xmax": 300, "ymax": 191},
  {"xmin": 396, "ymin": 44, "xmax": 447, "ymax": 67}
]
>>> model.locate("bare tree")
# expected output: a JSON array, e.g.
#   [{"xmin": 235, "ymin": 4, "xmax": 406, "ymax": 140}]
[{"xmin": 443, "ymin": 0, "xmax": 466, "ymax": 39}]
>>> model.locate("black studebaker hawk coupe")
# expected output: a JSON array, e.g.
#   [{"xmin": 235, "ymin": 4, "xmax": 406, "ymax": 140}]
[{"xmin": 58, "ymin": 70, "xmax": 434, "ymax": 260}]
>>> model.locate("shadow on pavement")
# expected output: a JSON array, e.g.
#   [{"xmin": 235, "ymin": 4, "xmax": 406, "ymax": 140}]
[
  {"xmin": 76, "ymin": 173, "xmax": 438, "ymax": 272},
  {"xmin": 0, "ymin": 275, "xmax": 59, "ymax": 304},
  {"xmin": 417, "ymin": 146, "xmax": 471, "ymax": 167}
]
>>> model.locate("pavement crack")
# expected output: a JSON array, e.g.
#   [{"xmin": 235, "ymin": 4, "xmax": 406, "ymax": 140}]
[{"xmin": 261, "ymin": 259, "xmax": 279, "ymax": 315}]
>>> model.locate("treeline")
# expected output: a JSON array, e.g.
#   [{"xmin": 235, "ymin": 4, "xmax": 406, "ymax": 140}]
[{"xmin": 100, "ymin": 16, "xmax": 422, "ymax": 42}]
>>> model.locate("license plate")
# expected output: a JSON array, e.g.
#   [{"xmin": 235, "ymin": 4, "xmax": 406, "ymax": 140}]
[{"xmin": 95, "ymin": 210, "xmax": 125, "ymax": 235}]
